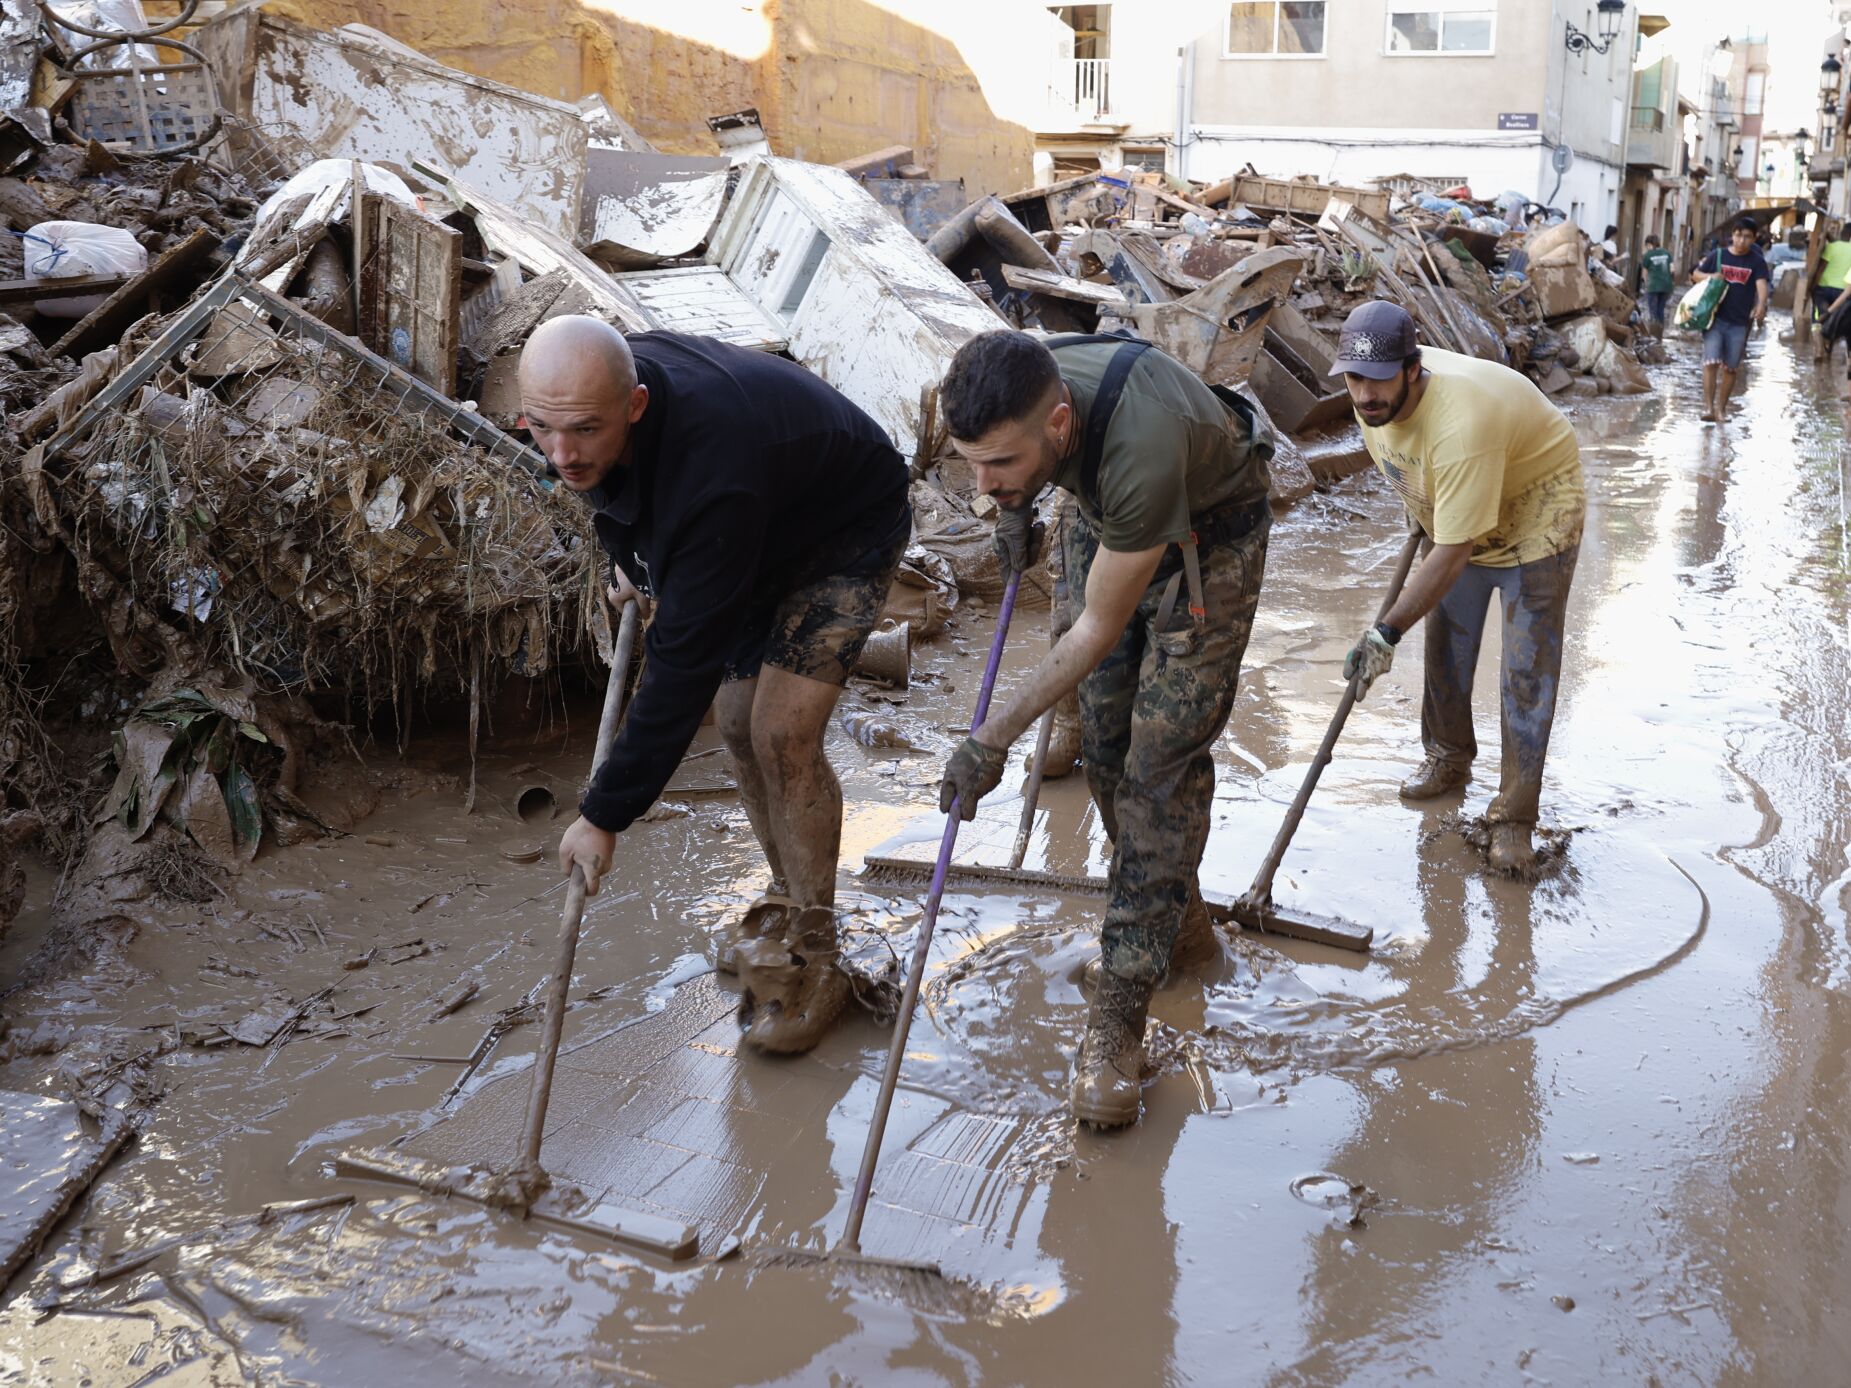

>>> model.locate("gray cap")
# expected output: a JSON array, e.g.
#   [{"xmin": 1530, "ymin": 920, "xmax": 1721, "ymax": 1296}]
[{"xmin": 1329, "ymin": 301, "xmax": 1417, "ymax": 380}]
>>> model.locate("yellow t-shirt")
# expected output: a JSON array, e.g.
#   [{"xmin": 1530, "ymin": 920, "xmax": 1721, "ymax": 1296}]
[
  {"xmin": 1819, "ymin": 240, "xmax": 1851, "ymax": 291},
  {"xmin": 1359, "ymin": 348, "xmax": 1585, "ymax": 567}
]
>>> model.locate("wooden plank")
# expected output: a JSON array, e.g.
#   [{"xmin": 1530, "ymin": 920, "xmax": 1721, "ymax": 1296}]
[
  {"xmin": 358, "ymin": 194, "xmax": 460, "ymax": 395},
  {"xmin": 0, "ymin": 273, "xmax": 129, "ymax": 307},
  {"xmin": 49, "ymin": 227, "xmax": 217, "ymax": 360},
  {"xmin": 0, "ymin": 1097, "xmax": 136, "ymax": 1291},
  {"xmin": 999, "ymin": 263, "xmax": 1131, "ymax": 310}
]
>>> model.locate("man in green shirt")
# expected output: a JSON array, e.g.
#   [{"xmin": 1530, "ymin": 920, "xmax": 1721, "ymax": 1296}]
[
  {"xmin": 1639, "ymin": 235, "xmax": 1674, "ymax": 337},
  {"xmin": 935, "ymin": 330, "xmax": 1272, "ymax": 1130}
]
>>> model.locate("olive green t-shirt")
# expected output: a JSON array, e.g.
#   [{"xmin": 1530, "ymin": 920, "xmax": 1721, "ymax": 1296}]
[{"xmin": 1049, "ymin": 341, "xmax": 1273, "ymax": 552}]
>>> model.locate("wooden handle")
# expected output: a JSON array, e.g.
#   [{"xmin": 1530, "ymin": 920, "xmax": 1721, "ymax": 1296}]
[
  {"xmin": 1243, "ymin": 530, "xmax": 1422, "ymax": 907},
  {"xmin": 513, "ymin": 601, "xmax": 639, "ymax": 1173}
]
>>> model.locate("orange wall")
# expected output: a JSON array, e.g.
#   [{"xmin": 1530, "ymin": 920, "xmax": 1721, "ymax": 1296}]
[{"xmin": 269, "ymin": 0, "xmax": 1032, "ymax": 194}]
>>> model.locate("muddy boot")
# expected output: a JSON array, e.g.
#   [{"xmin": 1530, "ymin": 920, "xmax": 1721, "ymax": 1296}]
[
  {"xmin": 1165, "ymin": 890, "xmax": 1217, "ymax": 972},
  {"xmin": 1071, "ymin": 972, "xmax": 1151, "ymax": 1129},
  {"xmin": 1486, "ymin": 822, "xmax": 1535, "ymax": 873},
  {"xmin": 1081, "ymin": 890, "xmax": 1217, "ymax": 995},
  {"xmin": 738, "ymin": 906, "xmax": 850, "ymax": 1055},
  {"xmin": 1399, "ymin": 756, "xmax": 1471, "ymax": 800},
  {"xmin": 1041, "ymin": 691, "xmax": 1083, "ymax": 779},
  {"xmin": 715, "ymin": 891, "xmax": 792, "ymax": 975}
]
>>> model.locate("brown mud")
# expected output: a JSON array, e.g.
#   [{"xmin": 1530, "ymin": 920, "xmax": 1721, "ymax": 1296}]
[{"xmin": 3, "ymin": 324, "xmax": 1851, "ymax": 1384}]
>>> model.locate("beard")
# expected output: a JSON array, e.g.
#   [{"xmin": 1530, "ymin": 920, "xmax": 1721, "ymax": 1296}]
[{"xmin": 1357, "ymin": 373, "xmax": 1412, "ymax": 425}]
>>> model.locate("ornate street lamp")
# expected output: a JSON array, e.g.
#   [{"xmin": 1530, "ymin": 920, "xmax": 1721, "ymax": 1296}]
[
  {"xmin": 1565, "ymin": 0, "xmax": 1626, "ymax": 57},
  {"xmin": 1825, "ymin": 54, "xmax": 1844, "ymax": 98}
]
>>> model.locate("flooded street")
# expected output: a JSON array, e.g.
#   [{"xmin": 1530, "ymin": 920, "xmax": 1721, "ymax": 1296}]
[{"xmin": 4, "ymin": 323, "xmax": 1850, "ymax": 1385}]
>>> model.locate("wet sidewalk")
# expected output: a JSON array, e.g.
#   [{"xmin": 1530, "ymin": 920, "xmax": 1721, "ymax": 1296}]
[{"xmin": 3, "ymin": 324, "xmax": 1851, "ymax": 1385}]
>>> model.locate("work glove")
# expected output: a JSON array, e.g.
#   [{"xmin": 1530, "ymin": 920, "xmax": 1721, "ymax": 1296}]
[
  {"xmin": 1343, "ymin": 625, "xmax": 1396, "ymax": 699},
  {"xmin": 991, "ymin": 503, "xmax": 1046, "ymax": 577},
  {"xmin": 939, "ymin": 735, "xmax": 1009, "ymax": 821}
]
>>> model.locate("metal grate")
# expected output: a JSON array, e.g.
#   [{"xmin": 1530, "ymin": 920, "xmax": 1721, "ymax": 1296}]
[
  {"xmin": 67, "ymin": 59, "xmax": 218, "ymax": 152},
  {"xmin": 37, "ymin": 0, "xmax": 223, "ymax": 155}
]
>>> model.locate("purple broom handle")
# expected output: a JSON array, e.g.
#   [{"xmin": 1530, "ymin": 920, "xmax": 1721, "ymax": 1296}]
[{"xmin": 839, "ymin": 570, "xmax": 1021, "ymax": 1252}]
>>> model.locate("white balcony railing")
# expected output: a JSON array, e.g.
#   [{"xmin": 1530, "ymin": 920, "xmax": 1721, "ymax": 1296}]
[{"xmin": 1067, "ymin": 57, "xmax": 1111, "ymax": 121}]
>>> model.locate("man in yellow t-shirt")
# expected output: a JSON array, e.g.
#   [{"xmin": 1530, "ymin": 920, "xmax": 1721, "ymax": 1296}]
[{"xmin": 1329, "ymin": 303, "xmax": 1585, "ymax": 872}]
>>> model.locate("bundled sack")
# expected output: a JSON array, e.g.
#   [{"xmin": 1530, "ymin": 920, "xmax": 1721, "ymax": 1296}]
[
  {"xmin": 23, "ymin": 220, "xmax": 149, "ymax": 318},
  {"xmin": 1821, "ymin": 296, "xmax": 1851, "ymax": 345},
  {"xmin": 1674, "ymin": 277, "xmax": 1726, "ymax": 332}
]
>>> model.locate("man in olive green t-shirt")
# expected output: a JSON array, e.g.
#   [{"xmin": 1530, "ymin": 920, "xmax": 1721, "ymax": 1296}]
[
  {"xmin": 935, "ymin": 330, "xmax": 1273, "ymax": 1130},
  {"xmin": 1332, "ymin": 303, "xmax": 1584, "ymax": 875}
]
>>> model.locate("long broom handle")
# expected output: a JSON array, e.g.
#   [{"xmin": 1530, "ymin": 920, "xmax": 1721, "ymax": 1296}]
[
  {"xmin": 1244, "ymin": 530, "xmax": 1422, "ymax": 907},
  {"xmin": 840, "ymin": 571, "xmax": 1021, "ymax": 1254},
  {"xmin": 515, "ymin": 601, "xmax": 640, "ymax": 1173},
  {"xmin": 1008, "ymin": 708, "xmax": 1056, "ymax": 872}
]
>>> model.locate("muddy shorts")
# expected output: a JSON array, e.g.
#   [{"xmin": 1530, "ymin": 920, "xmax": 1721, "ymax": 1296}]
[
  {"xmin": 1703, "ymin": 319, "xmax": 1749, "ymax": 369},
  {"xmin": 722, "ymin": 500, "xmax": 909, "ymax": 686},
  {"xmin": 1066, "ymin": 506, "xmax": 1270, "ymax": 989}
]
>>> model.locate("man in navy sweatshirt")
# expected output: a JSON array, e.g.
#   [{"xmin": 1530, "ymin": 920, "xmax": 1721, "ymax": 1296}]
[{"xmin": 520, "ymin": 315, "xmax": 910, "ymax": 1053}]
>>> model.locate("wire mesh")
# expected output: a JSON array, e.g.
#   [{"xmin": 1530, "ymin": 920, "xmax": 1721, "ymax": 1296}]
[{"xmin": 60, "ymin": 271, "xmax": 595, "ymax": 712}]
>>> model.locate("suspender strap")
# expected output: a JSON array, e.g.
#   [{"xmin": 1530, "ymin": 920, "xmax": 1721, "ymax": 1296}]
[
  {"xmin": 1064, "ymin": 338, "xmax": 1152, "ymax": 514},
  {"xmin": 1152, "ymin": 533, "xmax": 1208, "ymax": 633}
]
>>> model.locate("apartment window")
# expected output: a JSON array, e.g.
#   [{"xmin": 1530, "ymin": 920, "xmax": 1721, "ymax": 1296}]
[
  {"xmin": 1224, "ymin": 2, "xmax": 1326, "ymax": 58},
  {"xmin": 1386, "ymin": 7, "xmax": 1495, "ymax": 55}
]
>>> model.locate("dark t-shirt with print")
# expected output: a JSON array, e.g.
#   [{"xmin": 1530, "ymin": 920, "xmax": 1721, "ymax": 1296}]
[{"xmin": 1696, "ymin": 246, "xmax": 1770, "ymax": 324}]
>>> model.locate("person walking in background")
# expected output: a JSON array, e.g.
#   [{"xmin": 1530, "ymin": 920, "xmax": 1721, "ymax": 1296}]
[
  {"xmin": 1809, "ymin": 223, "xmax": 1851, "ymax": 365},
  {"xmin": 1639, "ymin": 234, "xmax": 1674, "ymax": 338},
  {"xmin": 1692, "ymin": 219, "xmax": 1769, "ymax": 424}
]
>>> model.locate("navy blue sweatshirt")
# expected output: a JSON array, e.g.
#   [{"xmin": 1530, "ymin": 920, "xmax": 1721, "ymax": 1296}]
[{"xmin": 577, "ymin": 332, "xmax": 907, "ymax": 832}]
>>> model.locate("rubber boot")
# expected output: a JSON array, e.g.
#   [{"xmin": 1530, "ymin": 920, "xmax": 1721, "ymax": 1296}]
[
  {"xmin": 1071, "ymin": 971, "xmax": 1151, "ymax": 1129},
  {"xmin": 1081, "ymin": 890, "xmax": 1217, "ymax": 995},
  {"xmin": 1486, "ymin": 822, "xmax": 1536, "ymax": 873},
  {"xmin": 738, "ymin": 905, "xmax": 850, "ymax": 1055},
  {"xmin": 1399, "ymin": 756, "xmax": 1471, "ymax": 800},
  {"xmin": 1041, "ymin": 691, "xmax": 1084, "ymax": 780},
  {"xmin": 715, "ymin": 891, "xmax": 791, "ymax": 975}
]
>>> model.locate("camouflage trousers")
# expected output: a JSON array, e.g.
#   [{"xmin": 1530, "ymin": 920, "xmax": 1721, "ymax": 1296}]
[{"xmin": 1065, "ymin": 509, "xmax": 1269, "ymax": 989}]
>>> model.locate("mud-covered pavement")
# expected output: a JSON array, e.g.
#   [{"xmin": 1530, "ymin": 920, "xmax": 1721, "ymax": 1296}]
[{"xmin": 3, "ymin": 322, "xmax": 1849, "ymax": 1385}]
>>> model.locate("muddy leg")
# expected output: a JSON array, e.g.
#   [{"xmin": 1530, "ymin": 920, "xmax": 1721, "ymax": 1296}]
[
  {"xmin": 1421, "ymin": 560, "xmax": 1494, "ymax": 774},
  {"xmin": 749, "ymin": 666, "xmax": 846, "ymax": 909},
  {"xmin": 1099, "ymin": 533, "xmax": 1262, "ymax": 988},
  {"xmin": 1489, "ymin": 546, "xmax": 1578, "ymax": 827},
  {"xmin": 714, "ymin": 677, "xmax": 786, "ymax": 892},
  {"xmin": 1701, "ymin": 363, "xmax": 1718, "ymax": 418}
]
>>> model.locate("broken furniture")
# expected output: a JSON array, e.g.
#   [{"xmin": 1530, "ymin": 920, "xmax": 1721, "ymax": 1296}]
[
  {"xmin": 196, "ymin": 11, "xmax": 590, "ymax": 240},
  {"xmin": 38, "ymin": 0, "xmax": 223, "ymax": 155}
]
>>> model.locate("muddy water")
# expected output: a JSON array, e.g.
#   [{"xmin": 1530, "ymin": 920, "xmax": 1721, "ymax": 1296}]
[{"xmin": 3, "ymin": 326, "xmax": 1850, "ymax": 1385}]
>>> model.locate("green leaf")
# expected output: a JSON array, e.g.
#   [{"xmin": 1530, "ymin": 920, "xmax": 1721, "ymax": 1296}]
[
  {"xmin": 201, "ymin": 720, "xmax": 233, "ymax": 776},
  {"xmin": 236, "ymin": 721, "xmax": 269, "ymax": 744},
  {"xmin": 223, "ymin": 762, "xmax": 263, "ymax": 861}
]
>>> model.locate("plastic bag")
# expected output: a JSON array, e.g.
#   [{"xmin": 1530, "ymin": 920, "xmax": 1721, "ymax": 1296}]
[
  {"xmin": 1675, "ymin": 277, "xmax": 1725, "ymax": 332},
  {"xmin": 22, "ymin": 220, "xmax": 149, "ymax": 318}
]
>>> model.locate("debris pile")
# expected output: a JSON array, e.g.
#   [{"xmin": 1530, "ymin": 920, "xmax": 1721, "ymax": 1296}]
[{"xmin": 0, "ymin": 1, "xmax": 1670, "ymax": 901}]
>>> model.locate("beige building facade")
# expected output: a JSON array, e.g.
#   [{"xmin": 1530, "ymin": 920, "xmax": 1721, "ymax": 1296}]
[{"xmin": 1178, "ymin": 0, "xmax": 1640, "ymax": 233}]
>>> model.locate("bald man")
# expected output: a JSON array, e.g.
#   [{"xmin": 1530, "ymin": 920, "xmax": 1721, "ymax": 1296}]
[{"xmin": 521, "ymin": 317, "xmax": 910, "ymax": 1054}]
